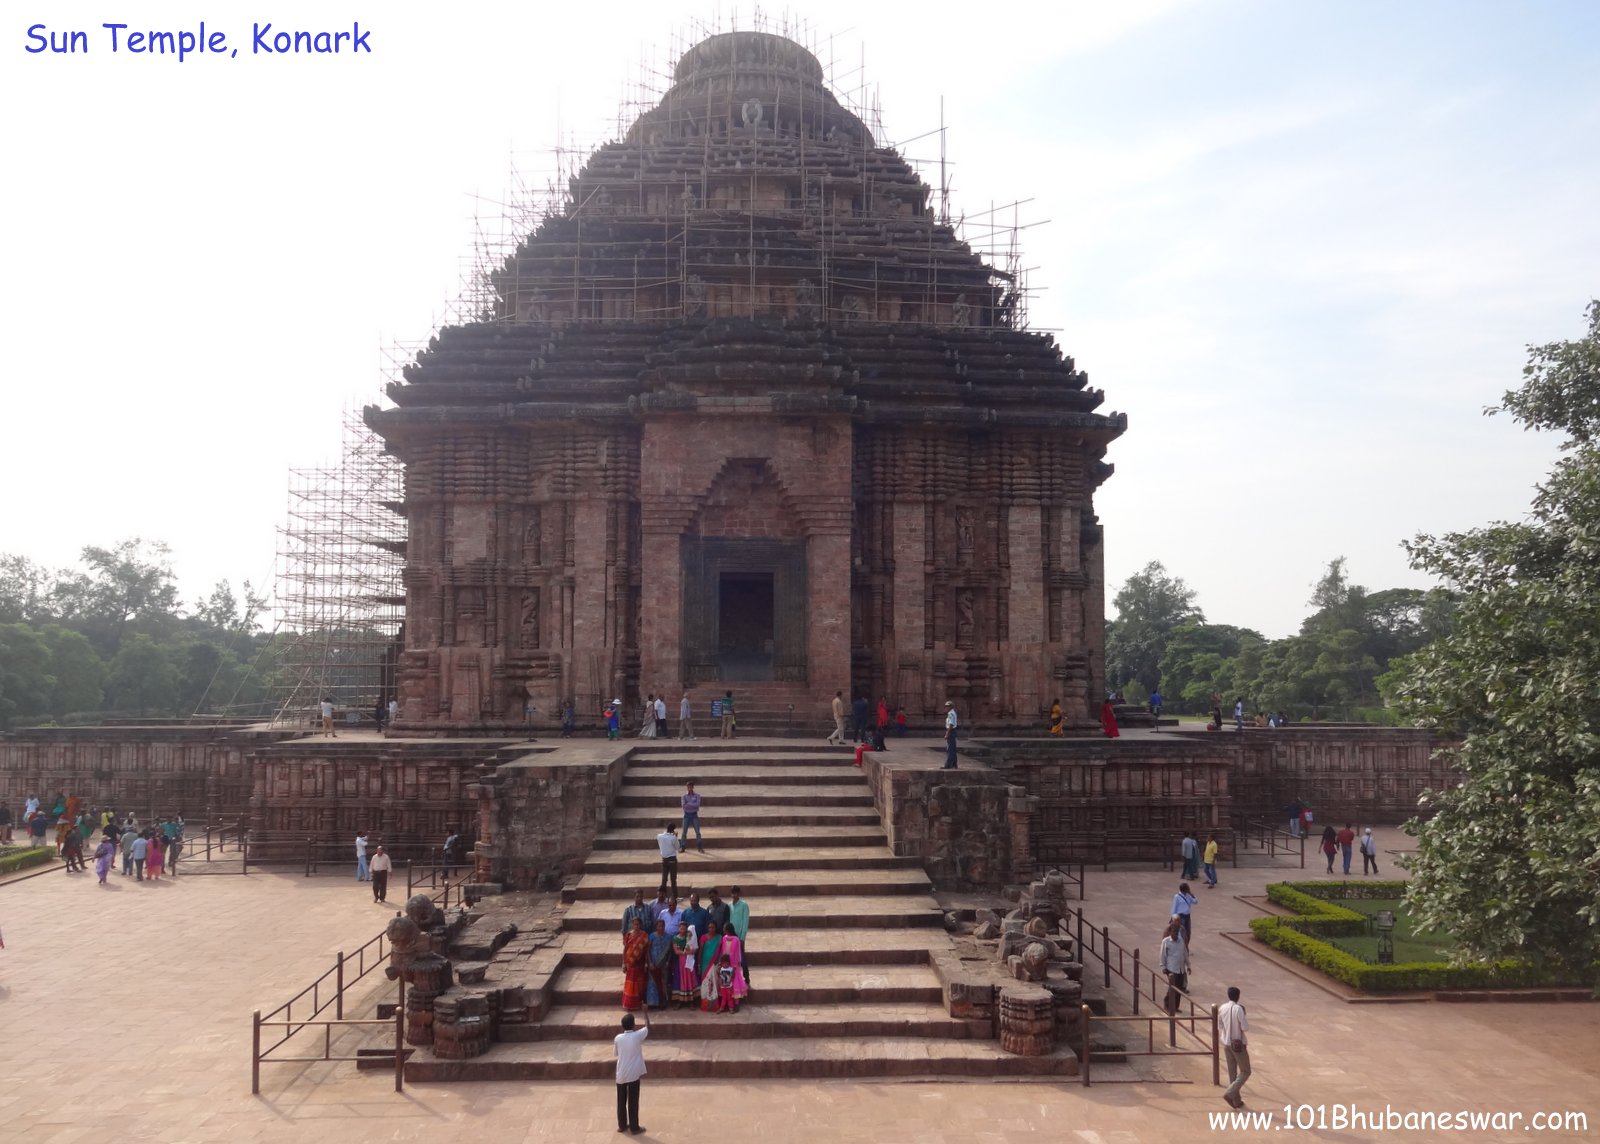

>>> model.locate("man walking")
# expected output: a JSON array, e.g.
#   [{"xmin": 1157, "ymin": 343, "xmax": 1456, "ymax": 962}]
[
  {"xmin": 1180, "ymin": 831, "xmax": 1199, "ymax": 879},
  {"xmin": 131, "ymin": 831, "xmax": 148, "ymax": 881},
  {"xmin": 680, "ymin": 783, "xmax": 704, "ymax": 853},
  {"xmin": 355, "ymin": 831, "xmax": 370, "ymax": 881},
  {"xmin": 614, "ymin": 1007, "xmax": 651, "ymax": 1135},
  {"xmin": 943, "ymin": 700, "xmax": 959, "ymax": 769},
  {"xmin": 1218, "ymin": 986, "xmax": 1251, "ymax": 1109},
  {"xmin": 1337, "ymin": 822, "xmax": 1356, "ymax": 875},
  {"xmin": 370, "ymin": 845, "xmax": 392, "ymax": 902},
  {"xmin": 654, "ymin": 693, "xmax": 668, "ymax": 738},
  {"xmin": 656, "ymin": 824, "xmax": 680, "ymax": 897},
  {"xmin": 720, "ymin": 691, "xmax": 736, "ymax": 739},
  {"xmin": 826, "ymin": 690, "xmax": 847, "ymax": 746},
  {"xmin": 678, "ymin": 691, "xmax": 695, "ymax": 740},
  {"xmin": 1203, "ymin": 833, "xmax": 1219, "ymax": 888},
  {"xmin": 1360, "ymin": 827, "xmax": 1381, "ymax": 875}
]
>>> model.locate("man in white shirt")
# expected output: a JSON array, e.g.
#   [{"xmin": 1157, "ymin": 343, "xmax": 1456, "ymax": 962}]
[
  {"xmin": 320, "ymin": 698, "xmax": 336, "ymax": 737},
  {"xmin": 1217, "ymin": 985, "xmax": 1250, "ymax": 1109},
  {"xmin": 369, "ymin": 845, "xmax": 393, "ymax": 902},
  {"xmin": 614, "ymin": 1008, "xmax": 651, "ymax": 1134},
  {"xmin": 388, "ymin": 698, "xmax": 399, "ymax": 726},
  {"xmin": 678, "ymin": 692, "xmax": 695, "ymax": 740},
  {"xmin": 654, "ymin": 694, "xmax": 667, "ymax": 737},
  {"xmin": 943, "ymin": 700, "xmax": 959, "ymax": 769},
  {"xmin": 355, "ymin": 831, "xmax": 370, "ymax": 881},
  {"xmin": 1158, "ymin": 919, "xmax": 1190, "ymax": 1014},
  {"xmin": 827, "ymin": 691, "xmax": 847, "ymax": 745},
  {"xmin": 655, "ymin": 825, "xmax": 679, "ymax": 897}
]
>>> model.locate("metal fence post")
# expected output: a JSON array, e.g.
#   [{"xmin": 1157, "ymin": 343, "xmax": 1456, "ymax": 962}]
[
  {"xmin": 1132, "ymin": 949, "xmax": 1141, "ymax": 1014},
  {"xmin": 1211, "ymin": 1003, "xmax": 1221, "ymax": 1086},
  {"xmin": 394, "ymin": 1004, "xmax": 405, "ymax": 1093},
  {"xmin": 241, "ymin": 831, "xmax": 249, "ymax": 875},
  {"xmin": 251, "ymin": 1009, "xmax": 261, "ymax": 1095},
  {"xmin": 336, "ymin": 952, "xmax": 345, "ymax": 1020},
  {"xmin": 1080, "ymin": 1004, "xmax": 1091, "ymax": 1087},
  {"xmin": 1299, "ymin": 833, "xmax": 1305, "ymax": 869},
  {"xmin": 1102, "ymin": 927, "xmax": 1111, "ymax": 988}
]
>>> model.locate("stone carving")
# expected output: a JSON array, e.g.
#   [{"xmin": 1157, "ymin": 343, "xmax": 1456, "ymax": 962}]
[
  {"xmin": 998, "ymin": 986, "xmax": 1054, "ymax": 1056},
  {"xmin": 454, "ymin": 588, "xmax": 485, "ymax": 647},
  {"xmin": 956, "ymin": 589, "xmax": 975, "ymax": 650},
  {"xmin": 680, "ymin": 182, "xmax": 698, "ymax": 211},
  {"xmin": 595, "ymin": 185, "xmax": 613, "ymax": 210},
  {"xmin": 794, "ymin": 278, "xmax": 819, "ymax": 320},
  {"xmin": 951, "ymin": 293, "xmax": 972, "ymax": 327},
  {"xmin": 684, "ymin": 275, "xmax": 706, "ymax": 316},
  {"xmin": 840, "ymin": 293, "xmax": 867, "ymax": 322},
  {"xmin": 385, "ymin": 894, "xmax": 456, "ymax": 1046},
  {"xmin": 741, "ymin": 98, "xmax": 764, "ymax": 128},
  {"xmin": 522, "ymin": 511, "xmax": 541, "ymax": 564},
  {"xmin": 519, "ymin": 589, "xmax": 540, "ymax": 649}
]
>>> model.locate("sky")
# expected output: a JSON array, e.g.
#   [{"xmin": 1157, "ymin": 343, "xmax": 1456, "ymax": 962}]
[{"xmin": 3, "ymin": 0, "xmax": 1596, "ymax": 638}]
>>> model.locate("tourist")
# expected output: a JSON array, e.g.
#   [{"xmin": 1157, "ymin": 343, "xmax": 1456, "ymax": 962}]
[
  {"xmin": 638, "ymin": 694, "xmax": 657, "ymax": 739},
  {"xmin": 167, "ymin": 829, "xmax": 182, "ymax": 875},
  {"xmin": 1158, "ymin": 918, "xmax": 1189, "ymax": 1014},
  {"xmin": 370, "ymin": 845, "xmax": 392, "ymax": 902},
  {"xmin": 444, "ymin": 828, "xmax": 464, "ymax": 871},
  {"xmin": 607, "ymin": 699, "xmax": 622, "ymax": 740},
  {"xmin": 680, "ymin": 782, "xmax": 704, "ymax": 852},
  {"xmin": 706, "ymin": 887, "xmax": 731, "ymax": 934},
  {"xmin": 681, "ymin": 892, "xmax": 710, "ymax": 941},
  {"xmin": 720, "ymin": 691, "xmax": 736, "ymax": 739},
  {"xmin": 1337, "ymin": 822, "xmax": 1356, "ymax": 875},
  {"xmin": 719, "ymin": 921, "xmax": 749, "ymax": 1010},
  {"xmin": 855, "ymin": 723, "xmax": 887, "ymax": 767},
  {"xmin": 895, "ymin": 707, "xmax": 907, "ymax": 737},
  {"xmin": 622, "ymin": 890, "xmax": 653, "ymax": 936},
  {"xmin": 1180, "ymin": 831, "xmax": 1199, "ymax": 879},
  {"xmin": 654, "ymin": 693, "xmax": 667, "ymax": 738},
  {"xmin": 93, "ymin": 836, "xmax": 116, "ymax": 885},
  {"xmin": 678, "ymin": 692, "xmax": 694, "ymax": 740},
  {"xmin": 877, "ymin": 696, "xmax": 890, "ymax": 736},
  {"xmin": 1217, "ymin": 985, "xmax": 1251, "ymax": 1109},
  {"xmin": 1203, "ymin": 834, "xmax": 1219, "ymax": 888},
  {"xmin": 120, "ymin": 826, "xmax": 136, "ymax": 876},
  {"xmin": 729, "ymin": 885, "xmax": 750, "ymax": 984},
  {"xmin": 671, "ymin": 921, "xmax": 699, "ymax": 1006},
  {"xmin": 714, "ymin": 956, "xmax": 738, "ymax": 1012},
  {"xmin": 649, "ymin": 889, "xmax": 672, "ymax": 927},
  {"xmin": 697, "ymin": 921, "xmax": 726, "ymax": 1009},
  {"xmin": 561, "ymin": 700, "xmax": 575, "ymax": 738},
  {"xmin": 944, "ymin": 700, "xmax": 959, "ymax": 769},
  {"xmin": 1320, "ymin": 825, "xmax": 1338, "ymax": 874},
  {"xmin": 0, "ymin": 802, "xmax": 11, "ymax": 844},
  {"xmin": 1099, "ymin": 698, "xmax": 1120, "ymax": 739},
  {"xmin": 388, "ymin": 697, "xmax": 399, "ymax": 725},
  {"xmin": 1049, "ymin": 699, "xmax": 1064, "ymax": 735},
  {"xmin": 525, "ymin": 694, "xmax": 538, "ymax": 729},
  {"xmin": 1149, "ymin": 688, "xmax": 1164, "ymax": 729},
  {"xmin": 1360, "ymin": 827, "xmax": 1380, "ymax": 875},
  {"xmin": 146, "ymin": 833, "xmax": 165, "ymax": 881},
  {"xmin": 355, "ymin": 831, "xmax": 370, "ymax": 882},
  {"xmin": 826, "ymin": 690, "xmax": 847, "ymax": 746},
  {"xmin": 374, "ymin": 698, "xmax": 386, "ymax": 728},
  {"xmin": 62, "ymin": 828, "xmax": 85, "ymax": 873},
  {"xmin": 1210, "ymin": 692, "xmax": 1223, "ymax": 731},
  {"xmin": 1171, "ymin": 882, "xmax": 1197, "ymax": 949},
  {"xmin": 656, "ymin": 824, "xmax": 680, "ymax": 896},
  {"xmin": 657, "ymin": 896, "xmax": 683, "ymax": 939},
  {"xmin": 621, "ymin": 917, "xmax": 649, "ymax": 1011},
  {"xmin": 646, "ymin": 919, "xmax": 674, "ymax": 1009},
  {"xmin": 28, "ymin": 810, "xmax": 47, "ymax": 850},
  {"xmin": 613, "ymin": 1007, "xmax": 651, "ymax": 1135},
  {"xmin": 1234, "ymin": 697, "xmax": 1245, "ymax": 732},
  {"xmin": 852, "ymin": 693, "xmax": 870, "ymax": 742},
  {"xmin": 320, "ymin": 696, "xmax": 336, "ymax": 737},
  {"xmin": 1284, "ymin": 799, "xmax": 1303, "ymax": 838},
  {"xmin": 55, "ymin": 815, "xmax": 70, "ymax": 854}
]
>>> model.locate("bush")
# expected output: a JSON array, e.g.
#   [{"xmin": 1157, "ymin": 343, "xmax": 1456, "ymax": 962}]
[
  {"xmin": 0, "ymin": 846, "xmax": 57, "ymax": 875},
  {"xmin": 1253, "ymin": 881, "xmax": 1591, "ymax": 991}
]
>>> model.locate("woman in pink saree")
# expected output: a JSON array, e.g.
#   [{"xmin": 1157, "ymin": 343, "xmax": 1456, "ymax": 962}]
[
  {"xmin": 145, "ymin": 834, "xmax": 164, "ymax": 880},
  {"xmin": 719, "ymin": 927, "xmax": 750, "ymax": 1008}
]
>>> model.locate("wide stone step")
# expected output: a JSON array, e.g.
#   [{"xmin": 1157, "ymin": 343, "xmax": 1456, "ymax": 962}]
[
  {"xmin": 573, "ymin": 868, "xmax": 933, "ymax": 900},
  {"xmin": 560, "ymin": 928, "xmax": 947, "ymax": 966},
  {"xmin": 562, "ymin": 894, "xmax": 945, "ymax": 930},
  {"xmin": 552, "ymin": 963, "xmax": 942, "ymax": 1005},
  {"xmin": 406, "ymin": 1037, "xmax": 1079, "ymax": 1081},
  {"xmin": 602, "ymin": 810, "xmax": 884, "ymax": 831},
  {"xmin": 623, "ymin": 766, "xmax": 864, "ymax": 785},
  {"xmin": 627, "ymin": 752, "xmax": 861, "ymax": 768},
  {"xmin": 616, "ymin": 789, "xmax": 875, "ymax": 808},
  {"xmin": 583, "ymin": 847, "xmax": 915, "ymax": 872},
  {"xmin": 502, "ymin": 1002, "xmax": 988, "ymax": 1042}
]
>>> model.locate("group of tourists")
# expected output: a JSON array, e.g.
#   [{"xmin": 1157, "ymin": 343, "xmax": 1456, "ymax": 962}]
[
  {"xmin": 603, "ymin": 690, "xmax": 738, "ymax": 741},
  {"xmin": 1178, "ymin": 830, "xmax": 1221, "ymax": 888},
  {"xmin": 4, "ymin": 795, "xmax": 186, "ymax": 884},
  {"xmin": 1319, "ymin": 822, "xmax": 1381, "ymax": 875},
  {"xmin": 619, "ymin": 887, "xmax": 752, "ymax": 1014},
  {"xmin": 1155, "ymin": 879, "xmax": 1252, "ymax": 1110}
]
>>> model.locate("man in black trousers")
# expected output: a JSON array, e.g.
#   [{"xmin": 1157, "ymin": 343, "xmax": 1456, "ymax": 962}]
[{"xmin": 614, "ymin": 1007, "xmax": 651, "ymax": 1134}]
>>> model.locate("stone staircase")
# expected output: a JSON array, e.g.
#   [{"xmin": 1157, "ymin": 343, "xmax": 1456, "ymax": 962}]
[{"xmin": 408, "ymin": 742, "xmax": 1078, "ymax": 1080}]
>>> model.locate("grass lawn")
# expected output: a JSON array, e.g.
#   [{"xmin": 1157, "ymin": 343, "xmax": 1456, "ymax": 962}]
[{"xmin": 1327, "ymin": 898, "xmax": 1457, "ymax": 963}]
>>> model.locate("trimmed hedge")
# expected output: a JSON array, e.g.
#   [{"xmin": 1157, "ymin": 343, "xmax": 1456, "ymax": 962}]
[
  {"xmin": 1253, "ymin": 881, "xmax": 1590, "ymax": 992},
  {"xmin": 0, "ymin": 846, "xmax": 57, "ymax": 875},
  {"xmin": 1275, "ymin": 879, "xmax": 1411, "ymax": 902}
]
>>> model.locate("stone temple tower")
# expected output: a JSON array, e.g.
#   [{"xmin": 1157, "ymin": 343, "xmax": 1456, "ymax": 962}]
[{"xmin": 367, "ymin": 31, "xmax": 1124, "ymax": 735}]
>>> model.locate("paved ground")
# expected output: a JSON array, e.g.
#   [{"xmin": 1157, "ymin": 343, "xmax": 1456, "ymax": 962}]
[{"xmin": 1, "ymin": 831, "xmax": 1596, "ymax": 1142}]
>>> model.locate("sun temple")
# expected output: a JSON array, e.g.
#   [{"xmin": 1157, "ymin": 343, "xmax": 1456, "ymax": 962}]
[{"xmin": 365, "ymin": 30, "xmax": 1126, "ymax": 735}]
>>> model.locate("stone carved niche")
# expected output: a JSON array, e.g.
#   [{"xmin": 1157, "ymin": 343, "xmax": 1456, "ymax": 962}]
[
  {"xmin": 685, "ymin": 275, "xmax": 707, "ymax": 316},
  {"xmin": 794, "ymin": 279, "xmax": 820, "ymax": 320},
  {"xmin": 522, "ymin": 510, "xmax": 542, "ymax": 565},
  {"xmin": 956, "ymin": 589, "xmax": 976, "ymax": 650},
  {"xmin": 455, "ymin": 588, "xmax": 486, "ymax": 647},
  {"xmin": 956, "ymin": 508, "xmax": 976, "ymax": 566},
  {"xmin": 841, "ymin": 294, "xmax": 867, "ymax": 323},
  {"xmin": 519, "ymin": 589, "xmax": 540, "ymax": 650},
  {"xmin": 951, "ymin": 294, "xmax": 972, "ymax": 328},
  {"xmin": 741, "ymin": 98, "xmax": 764, "ymax": 128}
]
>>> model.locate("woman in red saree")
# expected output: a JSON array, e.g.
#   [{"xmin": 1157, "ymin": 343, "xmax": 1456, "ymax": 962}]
[
  {"xmin": 621, "ymin": 917, "xmax": 649, "ymax": 1011},
  {"xmin": 697, "ymin": 921, "xmax": 727, "ymax": 1011},
  {"xmin": 1100, "ymin": 699, "xmax": 1120, "ymax": 739}
]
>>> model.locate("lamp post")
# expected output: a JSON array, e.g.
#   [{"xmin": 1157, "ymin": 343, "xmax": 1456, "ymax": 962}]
[{"xmin": 1373, "ymin": 909, "xmax": 1396, "ymax": 964}]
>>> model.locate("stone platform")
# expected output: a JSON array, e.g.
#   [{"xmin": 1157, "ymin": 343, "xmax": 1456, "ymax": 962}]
[{"xmin": 406, "ymin": 742, "xmax": 1074, "ymax": 1081}]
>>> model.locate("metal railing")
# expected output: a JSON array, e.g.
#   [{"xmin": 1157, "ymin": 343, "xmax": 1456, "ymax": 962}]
[
  {"xmin": 252, "ymin": 1010, "xmax": 404, "ymax": 1094},
  {"xmin": 1061, "ymin": 902, "xmax": 1220, "ymax": 1087},
  {"xmin": 1033, "ymin": 862, "xmax": 1087, "ymax": 901},
  {"xmin": 1233, "ymin": 819, "xmax": 1306, "ymax": 868},
  {"xmin": 249, "ymin": 870, "xmax": 471, "ymax": 1093}
]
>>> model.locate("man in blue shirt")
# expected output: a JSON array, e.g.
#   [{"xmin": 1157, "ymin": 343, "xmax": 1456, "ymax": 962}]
[
  {"xmin": 679, "ymin": 782, "xmax": 703, "ymax": 853},
  {"xmin": 681, "ymin": 892, "xmax": 711, "ymax": 941},
  {"xmin": 1149, "ymin": 689, "xmax": 1164, "ymax": 728}
]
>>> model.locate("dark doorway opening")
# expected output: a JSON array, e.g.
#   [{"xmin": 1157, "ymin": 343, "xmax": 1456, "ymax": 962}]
[{"xmin": 718, "ymin": 572, "xmax": 775, "ymax": 680}]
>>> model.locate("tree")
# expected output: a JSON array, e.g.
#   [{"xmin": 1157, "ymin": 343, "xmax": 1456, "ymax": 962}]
[
  {"xmin": 51, "ymin": 538, "xmax": 180, "ymax": 656},
  {"xmin": 0, "ymin": 554, "xmax": 57, "ymax": 624},
  {"xmin": 0, "ymin": 623, "xmax": 56, "ymax": 728},
  {"xmin": 37, "ymin": 624, "xmax": 103, "ymax": 715},
  {"xmin": 104, "ymin": 633, "xmax": 181, "ymax": 716},
  {"xmin": 1386, "ymin": 300, "xmax": 1600, "ymax": 975},
  {"xmin": 1106, "ymin": 561, "xmax": 1203, "ymax": 691},
  {"xmin": 1159, "ymin": 622, "xmax": 1264, "ymax": 711}
]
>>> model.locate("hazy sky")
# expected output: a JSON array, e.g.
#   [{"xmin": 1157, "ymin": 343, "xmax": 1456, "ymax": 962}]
[{"xmin": 4, "ymin": 0, "xmax": 1596, "ymax": 638}]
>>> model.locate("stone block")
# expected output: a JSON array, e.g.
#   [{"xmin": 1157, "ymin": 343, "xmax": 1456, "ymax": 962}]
[{"xmin": 973, "ymin": 919, "xmax": 1000, "ymax": 941}]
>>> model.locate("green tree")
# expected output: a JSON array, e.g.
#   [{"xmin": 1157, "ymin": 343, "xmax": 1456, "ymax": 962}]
[
  {"xmin": 0, "ymin": 622, "xmax": 55, "ymax": 728},
  {"xmin": 51, "ymin": 538, "xmax": 180, "ymax": 656},
  {"xmin": 104, "ymin": 633, "xmax": 181, "ymax": 716},
  {"xmin": 37, "ymin": 624, "xmax": 103, "ymax": 715},
  {"xmin": 0, "ymin": 555, "xmax": 57, "ymax": 624},
  {"xmin": 1387, "ymin": 300, "xmax": 1600, "ymax": 974},
  {"xmin": 1159, "ymin": 622, "xmax": 1264, "ymax": 712},
  {"xmin": 1106, "ymin": 561, "xmax": 1203, "ymax": 692}
]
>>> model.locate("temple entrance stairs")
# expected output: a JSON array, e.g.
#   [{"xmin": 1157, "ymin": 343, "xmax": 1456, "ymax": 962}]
[{"xmin": 411, "ymin": 742, "xmax": 1078, "ymax": 1080}]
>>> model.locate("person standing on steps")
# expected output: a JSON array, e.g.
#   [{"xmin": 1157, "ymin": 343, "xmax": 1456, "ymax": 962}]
[
  {"xmin": 1217, "ymin": 985, "xmax": 1251, "ymax": 1109},
  {"xmin": 729, "ymin": 884, "xmax": 751, "ymax": 985},
  {"xmin": 678, "ymin": 691, "xmax": 695, "ymax": 740},
  {"xmin": 681, "ymin": 892, "xmax": 710, "ymax": 941},
  {"xmin": 827, "ymin": 690, "xmax": 847, "ymax": 745},
  {"xmin": 656, "ymin": 824, "xmax": 680, "ymax": 897},
  {"xmin": 852, "ymin": 693, "xmax": 870, "ymax": 742},
  {"xmin": 680, "ymin": 782, "xmax": 704, "ymax": 853},
  {"xmin": 706, "ymin": 887, "xmax": 731, "ymax": 934},
  {"xmin": 943, "ymin": 700, "xmax": 959, "ymax": 769},
  {"xmin": 720, "ymin": 691, "xmax": 736, "ymax": 739},
  {"xmin": 654, "ymin": 693, "xmax": 668, "ymax": 738},
  {"xmin": 622, "ymin": 889, "xmax": 654, "ymax": 936},
  {"xmin": 611, "ymin": 1004, "xmax": 649, "ymax": 1132}
]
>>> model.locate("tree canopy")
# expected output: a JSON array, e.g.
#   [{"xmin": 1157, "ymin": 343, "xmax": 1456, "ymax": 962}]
[
  {"xmin": 1385, "ymin": 300, "xmax": 1600, "ymax": 974},
  {"xmin": 1106, "ymin": 561, "xmax": 1203, "ymax": 692}
]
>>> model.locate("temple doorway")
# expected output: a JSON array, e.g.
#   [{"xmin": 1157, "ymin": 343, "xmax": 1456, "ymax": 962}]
[{"xmin": 718, "ymin": 571, "xmax": 775, "ymax": 679}]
